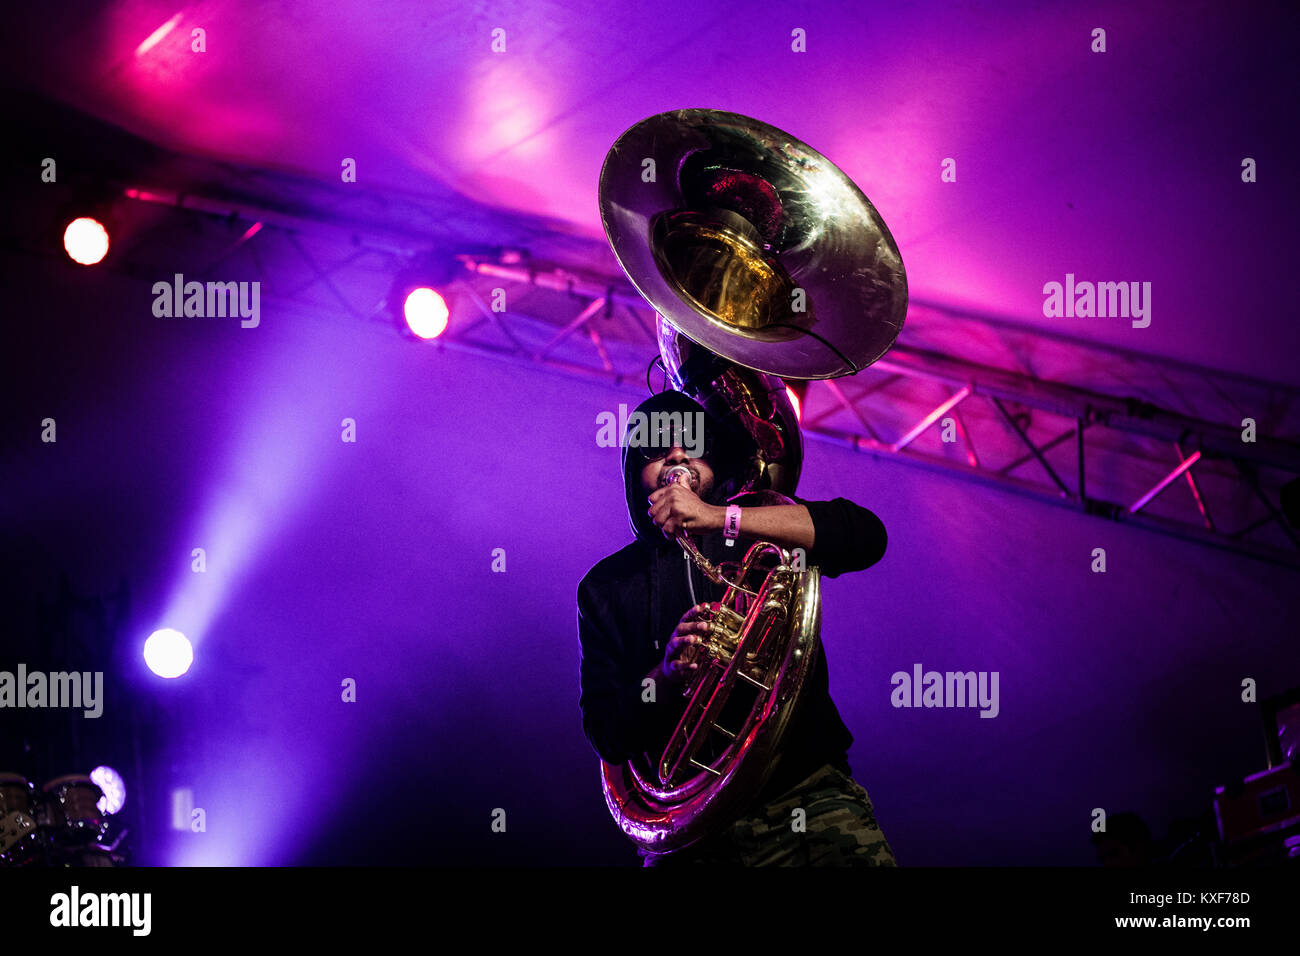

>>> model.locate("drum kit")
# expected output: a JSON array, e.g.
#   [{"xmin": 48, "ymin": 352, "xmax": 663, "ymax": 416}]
[{"xmin": 0, "ymin": 772, "xmax": 124, "ymax": 866}]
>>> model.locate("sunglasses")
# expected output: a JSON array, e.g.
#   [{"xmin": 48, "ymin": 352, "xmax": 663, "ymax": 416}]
[{"xmin": 629, "ymin": 427, "xmax": 714, "ymax": 464}]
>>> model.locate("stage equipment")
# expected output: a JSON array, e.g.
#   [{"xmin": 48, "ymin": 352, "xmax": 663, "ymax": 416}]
[
  {"xmin": 0, "ymin": 773, "xmax": 41, "ymax": 866},
  {"xmin": 1214, "ymin": 762, "xmax": 1300, "ymax": 866},
  {"xmin": 0, "ymin": 772, "xmax": 125, "ymax": 867}
]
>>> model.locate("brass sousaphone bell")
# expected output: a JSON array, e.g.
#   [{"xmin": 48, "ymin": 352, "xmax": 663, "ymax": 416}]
[{"xmin": 597, "ymin": 109, "xmax": 907, "ymax": 855}]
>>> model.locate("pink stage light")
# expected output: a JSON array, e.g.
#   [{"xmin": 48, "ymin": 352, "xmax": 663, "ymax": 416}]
[
  {"xmin": 134, "ymin": 13, "xmax": 183, "ymax": 58},
  {"xmin": 403, "ymin": 287, "xmax": 449, "ymax": 339},
  {"xmin": 63, "ymin": 217, "xmax": 110, "ymax": 265}
]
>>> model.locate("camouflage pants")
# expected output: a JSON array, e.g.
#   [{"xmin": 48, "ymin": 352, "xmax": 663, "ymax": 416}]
[{"xmin": 638, "ymin": 762, "xmax": 897, "ymax": 867}]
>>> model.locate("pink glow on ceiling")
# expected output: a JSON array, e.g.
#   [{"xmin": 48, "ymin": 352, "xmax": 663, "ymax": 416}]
[{"xmin": 12, "ymin": 0, "xmax": 1296, "ymax": 383}]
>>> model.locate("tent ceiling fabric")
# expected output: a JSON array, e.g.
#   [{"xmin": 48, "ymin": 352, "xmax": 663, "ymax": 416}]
[{"xmin": 4, "ymin": 0, "xmax": 1297, "ymax": 384}]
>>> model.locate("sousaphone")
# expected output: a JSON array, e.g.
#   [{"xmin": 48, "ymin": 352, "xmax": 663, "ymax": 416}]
[{"xmin": 597, "ymin": 109, "xmax": 906, "ymax": 854}]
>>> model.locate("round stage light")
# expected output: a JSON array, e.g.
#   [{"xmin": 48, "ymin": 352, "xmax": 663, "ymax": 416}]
[
  {"xmin": 63, "ymin": 217, "xmax": 110, "ymax": 265},
  {"xmin": 90, "ymin": 765, "xmax": 127, "ymax": 815},
  {"xmin": 143, "ymin": 628, "xmax": 193, "ymax": 678},
  {"xmin": 403, "ymin": 287, "xmax": 450, "ymax": 339}
]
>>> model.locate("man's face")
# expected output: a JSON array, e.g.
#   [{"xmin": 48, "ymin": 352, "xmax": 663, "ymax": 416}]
[{"xmin": 639, "ymin": 446, "xmax": 715, "ymax": 499}]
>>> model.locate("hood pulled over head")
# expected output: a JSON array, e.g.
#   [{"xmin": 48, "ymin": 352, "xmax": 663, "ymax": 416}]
[{"xmin": 620, "ymin": 390, "xmax": 751, "ymax": 544}]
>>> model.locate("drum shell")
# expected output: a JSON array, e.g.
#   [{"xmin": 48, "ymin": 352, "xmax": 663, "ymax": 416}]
[
  {"xmin": 41, "ymin": 774, "xmax": 109, "ymax": 846},
  {"xmin": 0, "ymin": 774, "xmax": 42, "ymax": 866}
]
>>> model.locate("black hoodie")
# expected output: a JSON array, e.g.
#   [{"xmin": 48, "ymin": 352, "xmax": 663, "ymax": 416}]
[{"xmin": 576, "ymin": 390, "xmax": 888, "ymax": 812}]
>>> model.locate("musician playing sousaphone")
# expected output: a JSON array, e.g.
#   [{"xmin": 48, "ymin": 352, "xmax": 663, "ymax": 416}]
[
  {"xmin": 577, "ymin": 108, "xmax": 908, "ymax": 866},
  {"xmin": 577, "ymin": 392, "xmax": 897, "ymax": 865}
]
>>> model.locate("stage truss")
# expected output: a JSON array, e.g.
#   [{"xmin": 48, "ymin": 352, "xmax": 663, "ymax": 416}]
[{"xmin": 32, "ymin": 168, "xmax": 1300, "ymax": 569}]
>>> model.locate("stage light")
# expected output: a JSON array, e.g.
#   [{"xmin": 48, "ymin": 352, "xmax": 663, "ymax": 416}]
[
  {"xmin": 386, "ymin": 252, "xmax": 461, "ymax": 340},
  {"xmin": 63, "ymin": 217, "xmax": 110, "ymax": 265},
  {"xmin": 143, "ymin": 628, "xmax": 193, "ymax": 678},
  {"xmin": 135, "ymin": 12, "xmax": 182, "ymax": 58},
  {"xmin": 403, "ymin": 287, "xmax": 450, "ymax": 339},
  {"xmin": 90, "ymin": 766, "xmax": 127, "ymax": 815}
]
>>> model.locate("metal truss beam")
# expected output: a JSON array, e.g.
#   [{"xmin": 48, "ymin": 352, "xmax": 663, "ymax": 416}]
[
  {"xmin": 446, "ymin": 258, "xmax": 1300, "ymax": 569},
  {"xmin": 110, "ymin": 188, "xmax": 1300, "ymax": 569}
]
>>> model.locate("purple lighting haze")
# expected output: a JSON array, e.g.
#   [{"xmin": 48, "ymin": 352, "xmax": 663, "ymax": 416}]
[
  {"xmin": 143, "ymin": 628, "xmax": 193, "ymax": 678},
  {"xmin": 3, "ymin": 0, "xmax": 1293, "ymax": 873}
]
